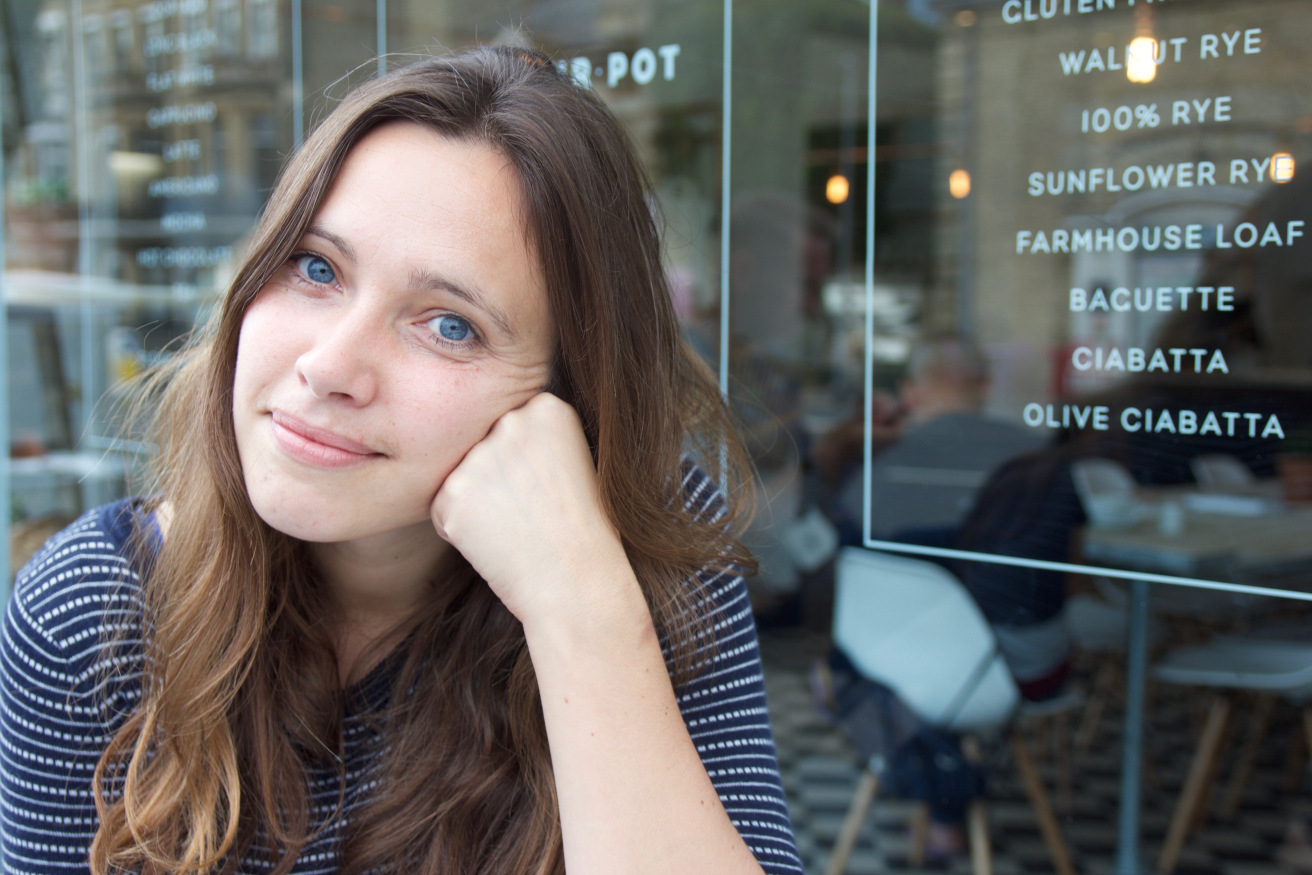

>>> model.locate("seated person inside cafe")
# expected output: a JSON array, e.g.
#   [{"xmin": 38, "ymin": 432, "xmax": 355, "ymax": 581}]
[
  {"xmin": 816, "ymin": 338, "xmax": 1064, "ymax": 860},
  {"xmin": 820, "ymin": 446, "xmax": 1081, "ymax": 861},
  {"xmin": 956, "ymin": 447, "xmax": 1080, "ymax": 701},
  {"xmin": 818, "ymin": 333, "xmax": 1046, "ymax": 548},
  {"xmin": 0, "ymin": 47, "xmax": 803, "ymax": 875}
]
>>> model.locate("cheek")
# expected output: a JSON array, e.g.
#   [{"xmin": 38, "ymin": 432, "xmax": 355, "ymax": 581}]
[
  {"xmin": 233, "ymin": 295, "xmax": 300, "ymax": 399},
  {"xmin": 232, "ymin": 326, "xmax": 261, "ymax": 401},
  {"xmin": 396, "ymin": 386, "xmax": 489, "ymax": 465},
  {"xmin": 396, "ymin": 375, "xmax": 533, "ymax": 481}
]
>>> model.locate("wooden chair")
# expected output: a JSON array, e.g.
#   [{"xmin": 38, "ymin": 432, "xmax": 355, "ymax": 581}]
[
  {"xmin": 824, "ymin": 548, "xmax": 1078, "ymax": 875},
  {"xmin": 1153, "ymin": 638, "xmax": 1312, "ymax": 873}
]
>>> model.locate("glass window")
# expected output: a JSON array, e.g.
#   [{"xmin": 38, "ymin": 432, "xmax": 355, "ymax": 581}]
[
  {"xmin": 246, "ymin": 0, "xmax": 277, "ymax": 60},
  {"xmin": 6, "ymin": 3, "xmax": 1312, "ymax": 873}
]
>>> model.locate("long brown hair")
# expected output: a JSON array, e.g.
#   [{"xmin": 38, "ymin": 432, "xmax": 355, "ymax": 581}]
[{"xmin": 91, "ymin": 46, "xmax": 753, "ymax": 875}]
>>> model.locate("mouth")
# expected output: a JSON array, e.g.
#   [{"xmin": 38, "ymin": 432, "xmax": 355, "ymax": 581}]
[{"xmin": 270, "ymin": 411, "xmax": 383, "ymax": 468}]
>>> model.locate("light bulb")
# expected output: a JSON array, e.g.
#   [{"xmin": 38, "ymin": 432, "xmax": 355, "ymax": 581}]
[
  {"xmin": 949, "ymin": 169, "xmax": 971, "ymax": 199},
  {"xmin": 1273, "ymin": 152, "xmax": 1295, "ymax": 183},
  {"xmin": 1126, "ymin": 36, "xmax": 1158, "ymax": 83},
  {"xmin": 826, "ymin": 174, "xmax": 850, "ymax": 205}
]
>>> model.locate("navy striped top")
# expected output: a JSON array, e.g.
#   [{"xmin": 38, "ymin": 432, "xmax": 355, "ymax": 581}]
[{"xmin": 0, "ymin": 469, "xmax": 803, "ymax": 874}]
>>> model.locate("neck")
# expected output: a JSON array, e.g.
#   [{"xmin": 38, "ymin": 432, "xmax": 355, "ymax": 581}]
[{"xmin": 309, "ymin": 521, "xmax": 452, "ymax": 684}]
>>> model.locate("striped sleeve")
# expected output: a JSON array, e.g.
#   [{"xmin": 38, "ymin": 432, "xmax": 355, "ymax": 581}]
[
  {"xmin": 1, "ymin": 507, "xmax": 142, "ymax": 875},
  {"xmin": 673, "ymin": 464, "xmax": 804, "ymax": 875}
]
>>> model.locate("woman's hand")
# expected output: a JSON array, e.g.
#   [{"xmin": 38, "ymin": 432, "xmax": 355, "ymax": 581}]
[
  {"xmin": 433, "ymin": 393, "xmax": 764, "ymax": 875},
  {"xmin": 430, "ymin": 392, "xmax": 636, "ymax": 627}
]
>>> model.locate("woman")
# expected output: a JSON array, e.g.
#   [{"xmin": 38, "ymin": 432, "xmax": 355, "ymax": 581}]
[{"xmin": 0, "ymin": 47, "xmax": 802, "ymax": 875}]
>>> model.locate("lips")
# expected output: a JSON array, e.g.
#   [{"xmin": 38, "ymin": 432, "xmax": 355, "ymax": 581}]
[{"xmin": 270, "ymin": 410, "xmax": 382, "ymax": 468}]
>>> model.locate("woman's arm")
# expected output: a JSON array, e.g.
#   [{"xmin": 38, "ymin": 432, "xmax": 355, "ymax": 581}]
[
  {"xmin": 521, "ymin": 558, "xmax": 765, "ymax": 874},
  {"xmin": 432, "ymin": 393, "xmax": 796, "ymax": 874}
]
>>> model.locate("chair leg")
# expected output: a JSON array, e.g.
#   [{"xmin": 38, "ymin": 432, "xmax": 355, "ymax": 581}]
[
  {"xmin": 1033, "ymin": 715, "xmax": 1049, "ymax": 762},
  {"xmin": 968, "ymin": 799, "xmax": 992, "ymax": 875},
  {"xmin": 1010, "ymin": 731, "xmax": 1077, "ymax": 875},
  {"xmin": 1157, "ymin": 695, "xmax": 1230, "ymax": 874},
  {"xmin": 826, "ymin": 768, "xmax": 879, "ymax": 875},
  {"xmin": 959, "ymin": 736, "xmax": 991, "ymax": 875},
  {"xmin": 1056, "ymin": 709, "xmax": 1074, "ymax": 814},
  {"xmin": 908, "ymin": 802, "xmax": 929, "ymax": 869},
  {"xmin": 1220, "ymin": 694, "xmax": 1275, "ymax": 818},
  {"xmin": 1189, "ymin": 701, "xmax": 1234, "ymax": 833},
  {"xmin": 1075, "ymin": 659, "xmax": 1119, "ymax": 753}
]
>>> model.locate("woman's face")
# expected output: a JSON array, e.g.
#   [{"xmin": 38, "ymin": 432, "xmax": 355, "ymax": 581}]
[{"xmin": 233, "ymin": 122, "xmax": 555, "ymax": 545}]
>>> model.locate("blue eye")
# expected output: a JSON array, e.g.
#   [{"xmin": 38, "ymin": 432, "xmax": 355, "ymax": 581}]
[
  {"xmin": 295, "ymin": 254, "xmax": 335, "ymax": 284},
  {"xmin": 434, "ymin": 314, "xmax": 472, "ymax": 343}
]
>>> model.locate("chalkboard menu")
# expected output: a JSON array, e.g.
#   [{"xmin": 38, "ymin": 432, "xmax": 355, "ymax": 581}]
[{"xmin": 864, "ymin": 0, "xmax": 1312, "ymax": 599}]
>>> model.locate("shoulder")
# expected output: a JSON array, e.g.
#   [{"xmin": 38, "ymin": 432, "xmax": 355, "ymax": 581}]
[
  {"xmin": 678, "ymin": 457, "xmax": 728, "ymax": 525},
  {"xmin": 668, "ymin": 459, "xmax": 758, "ymax": 657},
  {"xmin": 915, "ymin": 411, "xmax": 1043, "ymax": 446},
  {"xmin": 671, "ymin": 469, "xmax": 804, "ymax": 872},
  {"xmin": 6, "ymin": 499, "xmax": 146, "ymax": 681},
  {"xmin": 1, "ymin": 502, "xmax": 147, "ymax": 872},
  {"xmin": 877, "ymin": 413, "xmax": 1044, "ymax": 466},
  {"xmin": 674, "ymin": 458, "xmax": 747, "ymax": 613}
]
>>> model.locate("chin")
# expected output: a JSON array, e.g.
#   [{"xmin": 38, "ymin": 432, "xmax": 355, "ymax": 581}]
[
  {"xmin": 242, "ymin": 485, "xmax": 345, "ymax": 542},
  {"xmin": 249, "ymin": 492, "xmax": 436, "ymax": 545},
  {"xmin": 250, "ymin": 503, "xmax": 343, "ymax": 543}
]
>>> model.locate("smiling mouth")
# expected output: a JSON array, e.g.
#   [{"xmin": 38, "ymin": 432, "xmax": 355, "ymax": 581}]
[{"xmin": 270, "ymin": 411, "xmax": 382, "ymax": 468}]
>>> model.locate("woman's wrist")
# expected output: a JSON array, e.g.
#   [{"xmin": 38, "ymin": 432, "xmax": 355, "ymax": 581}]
[{"xmin": 518, "ymin": 553, "xmax": 654, "ymax": 667}]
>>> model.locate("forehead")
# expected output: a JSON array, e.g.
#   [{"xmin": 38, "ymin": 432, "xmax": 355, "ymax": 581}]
[
  {"xmin": 325, "ymin": 121, "xmax": 527, "ymax": 246},
  {"xmin": 309, "ymin": 121, "xmax": 551, "ymax": 332}
]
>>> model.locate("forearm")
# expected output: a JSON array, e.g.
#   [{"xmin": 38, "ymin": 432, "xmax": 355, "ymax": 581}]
[{"xmin": 521, "ymin": 563, "xmax": 765, "ymax": 875}]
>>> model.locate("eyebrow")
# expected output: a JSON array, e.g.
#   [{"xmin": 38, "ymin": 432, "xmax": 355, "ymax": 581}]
[{"xmin": 302, "ymin": 224, "xmax": 518, "ymax": 340}]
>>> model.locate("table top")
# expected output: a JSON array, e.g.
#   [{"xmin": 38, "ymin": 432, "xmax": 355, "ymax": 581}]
[{"xmin": 1079, "ymin": 485, "xmax": 1312, "ymax": 583}]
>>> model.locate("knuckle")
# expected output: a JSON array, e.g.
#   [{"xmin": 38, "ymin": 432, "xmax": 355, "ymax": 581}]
[{"xmin": 536, "ymin": 393, "xmax": 577, "ymax": 427}]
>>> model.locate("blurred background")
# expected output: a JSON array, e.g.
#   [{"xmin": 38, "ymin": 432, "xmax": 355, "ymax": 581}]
[{"xmin": 5, "ymin": 0, "xmax": 1312, "ymax": 872}]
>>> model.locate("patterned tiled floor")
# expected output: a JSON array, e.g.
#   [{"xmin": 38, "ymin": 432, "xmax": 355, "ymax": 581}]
[{"xmin": 758, "ymin": 629, "xmax": 1309, "ymax": 875}]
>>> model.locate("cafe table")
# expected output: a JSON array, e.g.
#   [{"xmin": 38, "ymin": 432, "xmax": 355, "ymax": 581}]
[{"xmin": 1078, "ymin": 486, "xmax": 1312, "ymax": 875}]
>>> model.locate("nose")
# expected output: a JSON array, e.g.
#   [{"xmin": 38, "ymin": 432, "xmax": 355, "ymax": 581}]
[{"xmin": 294, "ymin": 308, "xmax": 381, "ymax": 405}]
